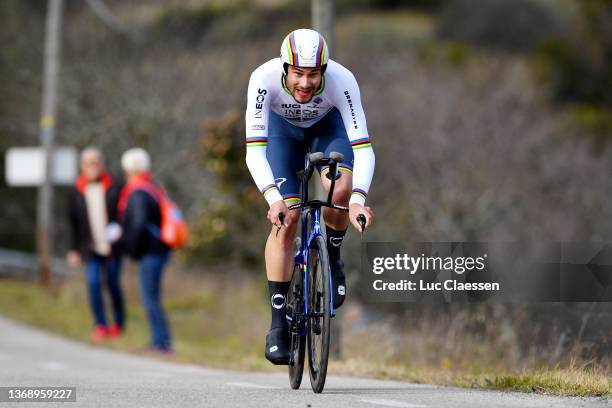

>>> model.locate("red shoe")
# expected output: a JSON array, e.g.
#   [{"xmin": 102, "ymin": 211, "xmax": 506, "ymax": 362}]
[
  {"xmin": 107, "ymin": 324, "xmax": 123, "ymax": 338},
  {"xmin": 91, "ymin": 325, "xmax": 108, "ymax": 341}
]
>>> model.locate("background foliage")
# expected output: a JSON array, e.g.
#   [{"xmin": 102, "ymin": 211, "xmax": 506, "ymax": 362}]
[{"xmin": 0, "ymin": 0, "xmax": 610, "ymax": 373}]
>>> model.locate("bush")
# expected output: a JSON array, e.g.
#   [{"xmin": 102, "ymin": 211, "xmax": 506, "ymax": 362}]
[
  {"xmin": 186, "ymin": 112, "xmax": 269, "ymax": 267},
  {"xmin": 533, "ymin": 0, "xmax": 612, "ymax": 107},
  {"xmin": 436, "ymin": 0, "xmax": 568, "ymax": 52}
]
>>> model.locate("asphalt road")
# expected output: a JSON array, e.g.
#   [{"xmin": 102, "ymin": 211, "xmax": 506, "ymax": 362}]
[{"xmin": 0, "ymin": 315, "xmax": 608, "ymax": 408}]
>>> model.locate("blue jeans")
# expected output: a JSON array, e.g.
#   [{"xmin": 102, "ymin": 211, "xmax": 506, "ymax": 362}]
[
  {"xmin": 138, "ymin": 251, "xmax": 171, "ymax": 348},
  {"xmin": 84, "ymin": 255, "xmax": 124, "ymax": 327}
]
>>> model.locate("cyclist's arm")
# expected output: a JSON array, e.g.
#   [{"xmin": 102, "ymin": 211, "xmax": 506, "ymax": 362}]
[
  {"xmin": 244, "ymin": 71, "xmax": 283, "ymax": 206},
  {"xmin": 330, "ymin": 68, "xmax": 375, "ymax": 206}
]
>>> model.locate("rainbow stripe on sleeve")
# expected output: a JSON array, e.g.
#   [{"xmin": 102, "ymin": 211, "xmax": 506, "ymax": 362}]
[
  {"xmin": 351, "ymin": 138, "xmax": 372, "ymax": 150},
  {"xmin": 282, "ymin": 193, "xmax": 301, "ymax": 205},
  {"xmin": 351, "ymin": 188, "xmax": 367, "ymax": 200},
  {"xmin": 246, "ymin": 137, "xmax": 268, "ymax": 147},
  {"xmin": 262, "ymin": 184, "xmax": 279, "ymax": 197}
]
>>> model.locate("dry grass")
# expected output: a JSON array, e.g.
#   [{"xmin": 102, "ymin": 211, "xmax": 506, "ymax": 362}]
[
  {"xmin": 329, "ymin": 358, "xmax": 611, "ymax": 397},
  {"xmin": 333, "ymin": 303, "xmax": 610, "ymax": 397},
  {"xmin": 487, "ymin": 365, "xmax": 611, "ymax": 397}
]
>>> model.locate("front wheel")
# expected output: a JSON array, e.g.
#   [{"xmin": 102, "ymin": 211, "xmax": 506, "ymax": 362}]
[
  {"xmin": 307, "ymin": 235, "xmax": 331, "ymax": 393},
  {"xmin": 287, "ymin": 263, "xmax": 305, "ymax": 389}
]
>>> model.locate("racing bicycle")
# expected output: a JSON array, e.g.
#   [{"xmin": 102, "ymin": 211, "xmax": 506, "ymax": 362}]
[{"xmin": 279, "ymin": 151, "xmax": 365, "ymax": 393}]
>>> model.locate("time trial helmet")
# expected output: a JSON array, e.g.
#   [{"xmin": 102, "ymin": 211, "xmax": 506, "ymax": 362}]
[{"xmin": 280, "ymin": 29, "xmax": 329, "ymax": 74}]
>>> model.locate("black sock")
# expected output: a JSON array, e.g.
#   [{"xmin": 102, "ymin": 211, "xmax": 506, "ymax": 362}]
[
  {"xmin": 268, "ymin": 280, "xmax": 290, "ymax": 330},
  {"xmin": 326, "ymin": 226, "xmax": 347, "ymax": 262}
]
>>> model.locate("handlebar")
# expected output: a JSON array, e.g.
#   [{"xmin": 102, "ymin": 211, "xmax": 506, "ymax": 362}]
[
  {"xmin": 357, "ymin": 214, "xmax": 366, "ymax": 233},
  {"xmin": 276, "ymin": 212, "xmax": 285, "ymax": 237},
  {"xmin": 308, "ymin": 151, "xmax": 343, "ymax": 166},
  {"xmin": 329, "ymin": 151, "xmax": 344, "ymax": 163},
  {"xmin": 308, "ymin": 152, "xmax": 325, "ymax": 165}
]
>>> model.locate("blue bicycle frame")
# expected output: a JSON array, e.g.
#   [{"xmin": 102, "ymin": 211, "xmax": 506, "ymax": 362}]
[
  {"xmin": 289, "ymin": 154, "xmax": 348, "ymax": 327},
  {"xmin": 294, "ymin": 205, "xmax": 335, "ymax": 323}
]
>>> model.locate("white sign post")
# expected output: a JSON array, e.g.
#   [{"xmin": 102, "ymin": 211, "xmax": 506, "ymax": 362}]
[{"xmin": 5, "ymin": 147, "xmax": 77, "ymax": 187}]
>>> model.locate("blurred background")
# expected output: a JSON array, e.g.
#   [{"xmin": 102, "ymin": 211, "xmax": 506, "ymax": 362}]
[{"xmin": 0, "ymin": 0, "xmax": 610, "ymax": 395}]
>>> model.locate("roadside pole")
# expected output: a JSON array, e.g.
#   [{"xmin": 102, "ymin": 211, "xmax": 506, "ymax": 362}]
[
  {"xmin": 37, "ymin": 0, "xmax": 64, "ymax": 286},
  {"xmin": 312, "ymin": 0, "xmax": 342, "ymax": 360},
  {"xmin": 312, "ymin": 0, "xmax": 335, "ymax": 48}
]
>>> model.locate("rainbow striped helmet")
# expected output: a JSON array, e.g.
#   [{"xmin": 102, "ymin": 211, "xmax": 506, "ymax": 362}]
[{"xmin": 280, "ymin": 29, "xmax": 329, "ymax": 71}]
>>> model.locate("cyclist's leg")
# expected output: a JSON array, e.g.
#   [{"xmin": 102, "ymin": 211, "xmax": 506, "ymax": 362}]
[
  {"xmin": 264, "ymin": 113, "xmax": 305, "ymax": 363},
  {"xmin": 265, "ymin": 112, "xmax": 305, "ymax": 285}
]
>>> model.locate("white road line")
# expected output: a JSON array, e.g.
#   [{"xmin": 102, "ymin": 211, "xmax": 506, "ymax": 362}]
[
  {"xmin": 361, "ymin": 399, "xmax": 427, "ymax": 408},
  {"xmin": 225, "ymin": 382, "xmax": 281, "ymax": 389},
  {"xmin": 39, "ymin": 361, "xmax": 66, "ymax": 371}
]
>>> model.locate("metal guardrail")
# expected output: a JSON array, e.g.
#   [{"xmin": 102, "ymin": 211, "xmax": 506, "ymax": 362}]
[{"xmin": 0, "ymin": 248, "xmax": 73, "ymax": 279}]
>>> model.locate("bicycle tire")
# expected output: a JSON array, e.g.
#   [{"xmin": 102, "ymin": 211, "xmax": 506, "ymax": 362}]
[
  {"xmin": 288, "ymin": 263, "xmax": 306, "ymax": 389},
  {"xmin": 307, "ymin": 234, "xmax": 331, "ymax": 393}
]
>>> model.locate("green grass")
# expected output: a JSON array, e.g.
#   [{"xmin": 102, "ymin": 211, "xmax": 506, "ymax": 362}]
[
  {"xmin": 328, "ymin": 359, "xmax": 611, "ymax": 398},
  {"xmin": 0, "ymin": 275, "xmax": 609, "ymax": 398},
  {"xmin": 484, "ymin": 366, "xmax": 611, "ymax": 397},
  {"xmin": 0, "ymin": 270, "xmax": 273, "ymax": 372}
]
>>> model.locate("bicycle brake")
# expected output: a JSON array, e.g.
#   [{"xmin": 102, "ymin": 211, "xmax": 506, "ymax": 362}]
[
  {"xmin": 357, "ymin": 214, "xmax": 366, "ymax": 240},
  {"xmin": 276, "ymin": 212, "xmax": 286, "ymax": 237}
]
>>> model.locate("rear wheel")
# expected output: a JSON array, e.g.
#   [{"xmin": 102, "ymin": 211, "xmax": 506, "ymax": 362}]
[
  {"xmin": 307, "ymin": 235, "xmax": 331, "ymax": 393},
  {"xmin": 287, "ymin": 263, "xmax": 305, "ymax": 389}
]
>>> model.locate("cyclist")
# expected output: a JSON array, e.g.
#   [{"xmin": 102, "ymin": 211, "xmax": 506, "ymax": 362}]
[{"xmin": 245, "ymin": 29, "xmax": 375, "ymax": 364}]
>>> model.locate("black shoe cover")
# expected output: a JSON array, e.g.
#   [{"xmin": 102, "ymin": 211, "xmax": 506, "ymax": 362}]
[
  {"xmin": 331, "ymin": 258, "xmax": 346, "ymax": 309},
  {"xmin": 265, "ymin": 327, "xmax": 290, "ymax": 365}
]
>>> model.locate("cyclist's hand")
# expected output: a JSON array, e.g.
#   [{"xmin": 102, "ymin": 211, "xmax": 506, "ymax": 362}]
[
  {"xmin": 267, "ymin": 200, "xmax": 289, "ymax": 228},
  {"xmin": 349, "ymin": 203, "xmax": 374, "ymax": 231},
  {"xmin": 66, "ymin": 250, "xmax": 82, "ymax": 268}
]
